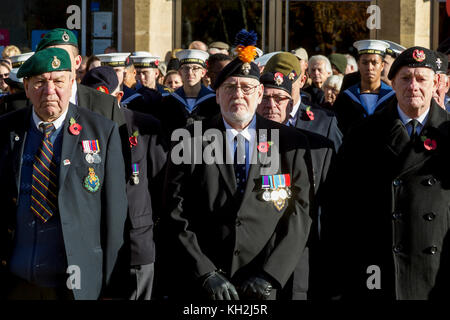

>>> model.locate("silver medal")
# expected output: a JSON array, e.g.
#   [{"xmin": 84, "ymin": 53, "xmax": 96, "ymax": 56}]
[
  {"xmin": 270, "ymin": 190, "xmax": 280, "ymax": 201},
  {"xmin": 93, "ymin": 153, "xmax": 101, "ymax": 164},
  {"xmin": 132, "ymin": 174, "xmax": 140, "ymax": 185},
  {"xmin": 262, "ymin": 190, "xmax": 271, "ymax": 201},
  {"xmin": 279, "ymin": 189, "xmax": 288, "ymax": 200},
  {"xmin": 85, "ymin": 153, "xmax": 94, "ymax": 164}
]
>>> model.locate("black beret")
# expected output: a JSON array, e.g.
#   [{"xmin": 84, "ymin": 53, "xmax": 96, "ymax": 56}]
[
  {"xmin": 212, "ymin": 57, "xmax": 260, "ymax": 90},
  {"xmin": 167, "ymin": 58, "xmax": 180, "ymax": 71},
  {"xmin": 81, "ymin": 66, "xmax": 118, "ymax": 94},
  {"xmin": 434, "ymin": 51, "xmax": 448, "ymax": 74},
  {"xmin": 388, "ymin": 46, "xmax": 436, "ymax": 80},
  {"xmin": 260, "ymin": 72, "xmax": 293, "ymax": 96}
]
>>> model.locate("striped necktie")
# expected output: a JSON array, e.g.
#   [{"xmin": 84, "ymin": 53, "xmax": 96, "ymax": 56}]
[{"xmin": 30, "ymin": 123, "xmax": 58, "ymax": 223}]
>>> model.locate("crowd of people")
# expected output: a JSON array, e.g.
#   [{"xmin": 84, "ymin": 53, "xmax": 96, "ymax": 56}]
[{"xmin": 0, "ymin": 26, "xmax": 449, "ymax": 301}]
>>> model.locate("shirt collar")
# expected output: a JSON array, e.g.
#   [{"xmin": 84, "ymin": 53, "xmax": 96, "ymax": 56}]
[
  {"xmin": 223, "ymin": 115, "xmax": 256, "ymax": 142},
  {"xmin": 290, "ymin": 99, "xmax": 301, "ymax": 119},
  {"xmin": 397, "ymin": 104, "xmax": 430, "ymax": 128},
  {"xmin": 32, "ymin": 106, "xmax": 69, "ymax": 132},
  {"xmin": 70, "ymin": 81, "xmax": 77, "ymax": 105}
]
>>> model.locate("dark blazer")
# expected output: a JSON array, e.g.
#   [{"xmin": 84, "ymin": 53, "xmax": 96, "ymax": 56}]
[
  {"xmin": 0, "ymin": 92, "xmax": 31, "ymax": 116},
  {"xmin": 157, "ymin": 85, "xmax": 220, "ymax": 134},
  {"xmin": 322, "ymin": 99, "xmax": 450, "ymax": 299},
  {"xmin": 0, "ymin": 104, "xmax": 128, "ymax": 300},
  {"xmin": 119, "ymin": 108, "xmax": 168, "ymax": 266},
  {"xmin": 77, "ymin": 83, "xmax": 126, "ymax": 126},
  {"xmin": 161, "ymin": 113, "xmax": 313, "ymax": 299}
]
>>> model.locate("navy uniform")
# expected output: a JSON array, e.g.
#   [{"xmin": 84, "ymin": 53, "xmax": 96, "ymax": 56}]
[
  {"xmin": 334, "ymin": 40, "xmax": 396, "ymax": 135},
  {"xmin": 0, "ymin": 48, "xmax": 127, "ymax": 300},
  {"xmin": 122, "ymin": 52, "xmax": 163, "ymax": 118},
  {"xmin": 322, "ymin": 47, "xmax": 450, "ymax": 299},
  {"xmin": 81, "ymin": 66, "xmax": 169, "ymax": 300},
  {"xmin": 157, "ymin": 49, "xmax": 219, "ymax": 134}
]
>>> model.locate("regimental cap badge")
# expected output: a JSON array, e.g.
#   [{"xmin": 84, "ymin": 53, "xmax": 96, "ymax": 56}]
[
  {"xmin": 52, "ymin": 56, "xmax": 61, "ymax": 69},
  {"xmin": 274, "ymin": 72, "xmax": 284, "ymax": 86},
  {"xmin": 288, "ymin": 71, "xmax": 296, "ymax": 81},
  {"xmin": 436, "ymin": 58, "xmax": 442, "ymax": 69},
  {"xmin": 234, "ymin": 29, "xmax": 258, "ymax": 75},
  {"xmin": 62, "ymin": 31, "xmax": 70, "ymax": 42},
  {"xmin": 412, "ymin": 49, "xmax": 426, "ymax": 62}
]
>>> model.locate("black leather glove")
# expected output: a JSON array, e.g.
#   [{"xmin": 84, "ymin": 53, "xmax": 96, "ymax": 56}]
[
  {"xmin": 238, "ymin": 276, "xmax": 273, "ymax": 300},
  {"xmin": 201, "ymin": 271, "xmax": 240, "ymax": 300}
]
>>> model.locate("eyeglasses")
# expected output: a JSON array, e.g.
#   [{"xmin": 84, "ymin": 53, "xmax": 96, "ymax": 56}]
[
  {"xmin": 222, "ymin": 83, "xmax": 259, "ymax": 95},
  {"xmin": 179, "ymin": 66, "xmax": 203, "ymax": 73},
  {"xmin": 261, "ymin": 94, "xmax": 291, "ymax": 105},
  {"xmin": 0, "ymin": 73, "xmax": 9, "ymax": 79}
]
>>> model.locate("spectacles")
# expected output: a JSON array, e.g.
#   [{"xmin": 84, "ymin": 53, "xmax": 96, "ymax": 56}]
[
  {"xmin": 261, "ymin": 94, "xmax": 291, "ymax": 105},
  {"xmin": 222, "ymin": 83, "xmax": 259, "ymax": 95},
  {"xmin": 179, "ymin": 66, "xmax": 203, "ymax": 73},
  {"xmin": 0, "ymin": 73, "xmax": 9, "ymax": 79}
]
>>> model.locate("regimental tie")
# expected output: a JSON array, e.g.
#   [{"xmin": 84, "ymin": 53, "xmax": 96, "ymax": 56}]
[
  {"xmin": 30, "ymin": 123, "xmax": 58, "ymax": 223},
  {"xmin": 409, "ymin": 119, "xmax": 420, "ymax": 143},
  {"xmin": 234, "ymin": 134, "xmax": 248, "ymax": 200}
]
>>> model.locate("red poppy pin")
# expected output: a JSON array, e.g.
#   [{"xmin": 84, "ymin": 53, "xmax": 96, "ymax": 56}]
[
  {"xmin": 154, "ymin": 60, "xmax": 159, "ymax": 66},
  {"xmin": 69, "ymin": 117, "xmax": 82, "ymax": 135},
  {"xmin": 129, "ymin": 131, "xmax": 139, "ymax": 148},
  {"xmin": 257, "ymin": 141, "xmax": 273, "ymax": 153},
  {"xmin": 412, "ymin": 49, "xmax": 426, "ymax": 62},
  {"xmin": 96, "ymin": 85, "xmax": 109, "ymax": 94},
  {"xmin": 305, "ymin": 106, "xmax": 314, "ymax": 121},
  {"xmin": 421, "ymin": 136, "xmax": 437, "ymax": 151}
]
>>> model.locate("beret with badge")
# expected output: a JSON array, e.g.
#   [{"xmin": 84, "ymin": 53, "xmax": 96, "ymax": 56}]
[
  {"xmin": 212, "ymin": 29, "xmax": 261, "ymax": 90},
  {"xmin": 81, "ymin": 66, "xmax": 119, "ymax": 94},
  {"xmin": 387, "ymin": 46, "xmax": 437, "ymax": 80},
  {"xmin": 434, "ymin": 51, "xmax": 448, "ymax": 75},
  {"xmin": 17, "ymin": 47, "xmax": 71, "ymax": 78},
  {"xmin": 264, "ymin": 52, "xmax": 301, "ymax": 81},
  {"xmin": 328, "ymin": 53, "xmax": 347, "ymax": 74},
  {"xmin": 36, "ymin": 28, "xmax": 78, "ymax": 52},
  {"xmin": 260, "ymin": 71, "xmax": 293, "ymax": 96}
]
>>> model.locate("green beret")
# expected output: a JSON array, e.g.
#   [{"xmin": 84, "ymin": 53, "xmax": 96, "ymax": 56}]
[
  {"xmin": 328, "ymin": 53, "xmax": 347, "ymax": 74},
  {"xmin": 17, "ymin": 48, "xmax": 72, "ymax": 78},
  {"xmin": 264, "ymin": 52, "xmax": 301, "ymax": 81},
  {"xmin": 36, "ymin": 28, "xmax": 78, "ymax": 52}
]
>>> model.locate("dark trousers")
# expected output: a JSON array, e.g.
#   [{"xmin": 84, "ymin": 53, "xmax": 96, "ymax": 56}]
[{"xmin": 6, "ymin": 274, "xmax": 74, "ymax": 300}]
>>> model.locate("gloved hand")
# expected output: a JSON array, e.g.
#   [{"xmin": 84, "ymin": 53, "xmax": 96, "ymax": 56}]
[
  {"xmin": 201, "ymin": 271, "xmax": 240, "ymax": 300},
  {"xmin": 238, "ymin": 276, "xmax": 273, "ymax": 300}
]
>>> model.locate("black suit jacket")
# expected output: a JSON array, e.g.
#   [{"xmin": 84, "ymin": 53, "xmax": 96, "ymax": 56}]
[
  {"xmin": 162, "ymin": 114, "xmax": 313, "ymax": 299},
  {"xmin": 322, "ymin": 99, "xmax": 450, "ymax": 299},
  {"xmin": 119, "ymin": 108, "xmax": 168, "ymax": 266},
  {"xmin": 0, "ymin": 104, "xmax": 128, "ymax": 300},
  {"xmin": 77, "ymin": 83, "xmax": 125, "ymax": 126}
]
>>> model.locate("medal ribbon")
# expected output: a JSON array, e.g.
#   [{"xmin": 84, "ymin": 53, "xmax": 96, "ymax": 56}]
[
  {"xmin": 268, "ymin": 175, "xmax": 274, "ymax": 189},
  {"xmin": 273, "ymin": 175, "xmax": 280, "ymax": 189},
  {"xmin": 82, "ymin": 140, "xmax": 92, "ymax": 153},
  {"xmin": 262, "ymin": 176, "xmax": 270, "ymax": 189},
  {"xmin": 284, "ymin": 174, "xmax": 291, "ymax": 187},
  {"xmin": 132, "ymin": 163, "xmax": 139, "ymax": 174}
]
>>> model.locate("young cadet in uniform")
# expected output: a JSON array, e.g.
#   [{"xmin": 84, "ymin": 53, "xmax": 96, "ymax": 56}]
[
  {"xmin": 96, "ymin": 52, "xmax": 130, "ymax": 89},
  {"xmin": 82, "ymin": 66, "xmax": 168, "ymax": 300},
  {"xmin": 322, "ymin": 47, "xmax": 450, "ymax": 300},
  {"xmin": 35, "ymin": 28, "xmax": 125, "ymax": 126},
  {"xmin": 161, "ymin": 30, "xmax": 313, "ymax": 300},
  {"xmin": 157, "ymin": 49, "xmax": 219, "ymax": 134},
  {"xmin": 0, "ymin": 48, "xmax": 127, "ymax": 300},
  {"xmin": 333, "ymin": 40, "xmax": 396, "ymax": 135},
  {"xmin": 381, "ymin": 40, "xmax": 406, "ymax": 87},
  {"xmin": 121, "ymin": 51, "xmax": 164, "ymax": 117}
]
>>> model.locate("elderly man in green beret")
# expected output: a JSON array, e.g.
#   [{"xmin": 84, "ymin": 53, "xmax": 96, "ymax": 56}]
[
  {"xmin": 36, "ymin": 28, "xmax": 124, "ymax": 126},
  {"xmin": 0, "ymin": 47, "xmax": 128, "ymax": 300}
]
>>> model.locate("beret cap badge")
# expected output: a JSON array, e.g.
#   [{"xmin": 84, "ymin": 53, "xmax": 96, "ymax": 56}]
[
  {"xmin": 234, "ymin": 29, "xmax": 258, "ymax": 75},
  {"xmin": 62, "ymin": 31, "xmax": 70, "ymax": 42},
  {"xmin": 52, "ymin": 56, "xmax": 61, "ymax": 69},
  {"xmin": 412, "ymin": 49, "xmax": 426, "ymax": 62},
  {"xmin": 274, "ymin": 72, "xmax": 284, "ymax": 86},
  {"xmin": 436, "ymin": 58, "xmax": 442, "ymax": 69}
]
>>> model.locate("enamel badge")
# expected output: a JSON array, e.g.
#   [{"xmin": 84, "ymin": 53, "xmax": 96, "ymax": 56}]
[{"xmin": 84, "ymin": 167, "xmax": 100, "ymax": 192}]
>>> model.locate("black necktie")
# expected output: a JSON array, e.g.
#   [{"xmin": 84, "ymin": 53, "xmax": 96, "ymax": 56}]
[
  {"xmin": 234, "ymin": 134, "xmax": 247, "ymax": 199},
  {"xmin": 409, "ymin": 119, "xmax": 419, "ymax": 142}
]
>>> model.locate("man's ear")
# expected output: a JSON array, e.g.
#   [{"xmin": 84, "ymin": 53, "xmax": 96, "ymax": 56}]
[
  {"xmin": 115, "ymin": 91, "xmax": 124, "ymax": 104},
  {"xmin": 23, "ymin": 78, "xmax": 30, "ymax": 98},
  {"xmin": 74, "ymin": 55, "xmax": 82, "ymax": 70}
]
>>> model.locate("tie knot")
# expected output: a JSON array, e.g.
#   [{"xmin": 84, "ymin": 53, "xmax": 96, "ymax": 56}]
[
  {"xmin": 409, "ymin": 119, "xmax": 419, "ymax": 130},
  {"xmin": 40, "ymin": 123, "xmax": 55, "ymax": 138}
]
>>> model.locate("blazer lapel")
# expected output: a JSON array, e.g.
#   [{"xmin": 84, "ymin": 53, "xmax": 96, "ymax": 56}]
[
  {"xmin": 59, "ymin": 104, "xmax": 82, "ymax": 187},
  {"xmin": 76, "ymin": 84, "xmax": 90, "ymax": 110}
]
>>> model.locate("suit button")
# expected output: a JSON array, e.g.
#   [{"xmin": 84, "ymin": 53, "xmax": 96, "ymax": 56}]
[
  {"xmin": 393, "ymin": 244, "xmax": 403, "ymax": 253},
  {"xmin": 392, "ymin": 212, "xmax": 403, "ymax": 220},
  {"xmin": 1, "ymin": 260, "xmax": 6, "ymax": 266},
  {"xmin": 234, "ymin": 249, "xmax": 240, "ymax": 256},
  {"xmin": 424, "ymin": 212, "xmax": 436, "ymax": 221},
  {"xmin": 393, "ymin": 179, "xmax": 402, "ymax": 187},
  {"xmin": 427, "ymin": 177, "xmax": 437, "ymax": 186},
  {"xmin": 235, "ymin": 219, "xmax": 242, "ymax": 227},
  {"xmin": 12, "ymin": 197, "xmax": 17, "ymax": 204},
  {"xmin": 427, "ymin": 246, "xmax": 438, "ymax": 255}
]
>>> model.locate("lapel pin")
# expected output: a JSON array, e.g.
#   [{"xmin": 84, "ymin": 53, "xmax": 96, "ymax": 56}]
[
  {"xmin": 63, "ymin": 159, "xmax": 71, "ymax": 166},
  {"xmin": 14, "ymin": 135, "xmax": 20, "ymax": 141}
]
